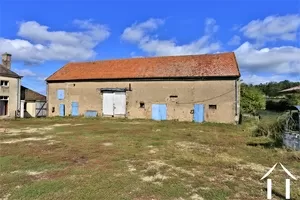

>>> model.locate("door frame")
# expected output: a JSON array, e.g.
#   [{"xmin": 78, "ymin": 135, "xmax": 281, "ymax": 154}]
[{"xmin": 102, "ymin": 91, "xmax": 127, "ymax": 117}]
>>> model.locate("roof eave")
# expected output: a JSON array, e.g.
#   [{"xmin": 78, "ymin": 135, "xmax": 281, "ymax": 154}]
[{"xmin": 46, "ymin": 75, "xmax": 240, "ymax": 82}]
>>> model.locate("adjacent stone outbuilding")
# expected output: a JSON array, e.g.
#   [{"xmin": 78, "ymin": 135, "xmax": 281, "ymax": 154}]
[{"xmin": 46, "ymin": 52, "xmax": 241, "ymax": 124}]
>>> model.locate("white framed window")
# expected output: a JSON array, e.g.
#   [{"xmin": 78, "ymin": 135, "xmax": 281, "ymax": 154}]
[
  {"xmin": 0, "ymin": 80, "xmax": 9, "ymax": 87},
  {"xmin": 0, "ymin": 96, "xmax": 9, "ymax": 100}
]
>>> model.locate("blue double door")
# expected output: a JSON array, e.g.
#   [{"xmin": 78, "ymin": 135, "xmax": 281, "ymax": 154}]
[
  {"xmin": 152, "ymin": 104, "xmax": 167, "ymax": 121},
  {"xmin": 71, "ymin": 102, "xmax": 79, "ymax": 116},
  {"xmin": 59, "ymin": 102, "xmax": 79, "ymax": 116}
]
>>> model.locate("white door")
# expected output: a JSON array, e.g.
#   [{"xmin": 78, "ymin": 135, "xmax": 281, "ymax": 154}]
[
  {"xmin": 113, "ymin": 92, "xmax": 126, "ymax": 115},
  {"xmin": 103, "ymin": 92, "xmax": 114, "ymax": 115}
]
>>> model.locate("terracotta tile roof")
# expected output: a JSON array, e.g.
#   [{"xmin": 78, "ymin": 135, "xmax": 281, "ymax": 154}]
[{"xmin": 46, "ymin": 52, "xmax": 240, "ymax": 81}]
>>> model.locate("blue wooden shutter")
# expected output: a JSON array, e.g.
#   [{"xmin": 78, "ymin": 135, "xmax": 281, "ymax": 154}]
[
  {"xmin": 59, "ymin": 104, "xmax": 65, "ymax": 116},
  {"xmin": 71, "ymin": 102, "xmax": 79, "ymax": 116},
  {"xmin": 57, "ymin": 89, "xmax": 65, "ymax": 100}
]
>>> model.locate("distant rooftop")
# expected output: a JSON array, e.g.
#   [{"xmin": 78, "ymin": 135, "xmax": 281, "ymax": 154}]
[{"xmin": 280, "ymin": 86, "xmax": 300, "ymax": 93}]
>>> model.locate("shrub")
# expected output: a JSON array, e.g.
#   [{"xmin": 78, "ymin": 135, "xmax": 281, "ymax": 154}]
[{"xmin": 253, "ymin": 115, "xmax": 287, "ymax": 147}]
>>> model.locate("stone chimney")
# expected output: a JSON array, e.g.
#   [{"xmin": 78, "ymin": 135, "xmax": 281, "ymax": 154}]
[{"xmin": 2, "ymin": 53, "xmax": 12, "ymax": 70}]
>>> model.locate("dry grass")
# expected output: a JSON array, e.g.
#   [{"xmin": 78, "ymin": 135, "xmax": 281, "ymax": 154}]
[{"xmin": 0, "ymin": 117, "xmax": 299, "ymax": 200}]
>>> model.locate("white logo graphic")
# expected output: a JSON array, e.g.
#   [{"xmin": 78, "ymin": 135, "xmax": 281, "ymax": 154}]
[{"xmin": 261, "ymin": 163, "xmax": 297, "ymax": 199}]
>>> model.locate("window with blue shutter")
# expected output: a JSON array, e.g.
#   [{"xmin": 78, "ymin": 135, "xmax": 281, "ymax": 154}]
[{"xmin": 57, "ymin": 89, "xmax": 65, "ymax": 100}]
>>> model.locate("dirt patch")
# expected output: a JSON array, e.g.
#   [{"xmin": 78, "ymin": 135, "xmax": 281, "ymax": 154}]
[
  {"xmin": 239, "ymin": 162, "xmax": 269, "ymax": 173},
  {"xmin": 3, "ymin": 133, "xmax": 20, "ymax": 136},
  {"xmin": 1, "ymin": 136, "xmax": 53, "ymax": 144},
  {"xmin": 216, "ymin": 153, "xmax": 242, "ymax": 163},
  {"xmin": 1, "ymin": 123, "xmax": 81, "ymax": 135},
  {"xmin": 56, "ymin": 131, "xmax": 73, "ymax": 135},
  {"xmin": 11, "ymin": 170, "xmax": 47, "ymax": 176},
  {"xmin": 176, "ymin": 141, "xmax": 211, "ymax": 152},
  {"xmin": 47, "ymin": 140, "xmax": 61, "ymax": 145},
  {"xmin": 102, "ymin": 142, "xmax": 113, "ymax": 146},
  {"xmin": 72, "ymin": 156, "xmax": 88, "ymax": 165},
  {"xmin": 147, "ymin": 145, "xmax": 159, "ymax": 154},
  {"xmin": 149, "ymin": 148, "xmax": 159, "ymax": 154},
  {"xmin": 150, "ymin": 160, "xmax": 195, "ymax": 177},
  {"xmin": 139, "ymin": 160, "xmax": 195, "ymax": 184},
  {"xmin": 127, "ymin": 163, "xmax": 137, "ymax": 173},
  {"xmin": 190, "ymin": 194, "xmax": 204, "ymax": 200},
  {"xmin": 141, "ymin": 173, "xmax": 168, "ymax": 182},
  {"xmin": 0, "ymin": 127, "xmax": 53, "ymax": 135},
  {"xmin": 216, "ymin": 153, "xmax": 269, "ymax": 173},
  {"xmin": 0, "ymin": 193, "xmax": 11, "ymax": 200},
  {"xmin": 52, "ymin": 123, "xmax": 72, "ymax": 127}
]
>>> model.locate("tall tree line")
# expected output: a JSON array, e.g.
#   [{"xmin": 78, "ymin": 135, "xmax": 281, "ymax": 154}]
[
  {"xmin": 241, "ymin": 80, "xmax": 300, "ymax": 114},
  {"xmin": 248, "ymin": 80, "xmax": 300, "ymax": 97}
]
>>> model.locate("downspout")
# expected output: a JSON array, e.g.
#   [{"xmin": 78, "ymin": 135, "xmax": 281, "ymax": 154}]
[
  {"xmin": 46, "ymin": 82, "xmax": 49, "ymax": 117},
  {"xmin": 234, "ymin": 78, "xmax": 239, "ymax": 124},
  {"xmin": 17, "ymin": 77, "xmax": 21, "ymax": 114}
]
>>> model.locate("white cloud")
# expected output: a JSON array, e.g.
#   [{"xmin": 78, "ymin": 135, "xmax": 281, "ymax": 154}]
[
  {"xmin": 204, "ymin": 18, "xmax": 219, "ymax": 34},
  {"xmin": 0, "ymin": 20, "xmax": 110, "ymax": 64},
  {"xmin": 121, "ymin": 18, "xmax": 221, "ymax": 56},
  {"xmin": 235, "ymin": 42, "xmax": 300, "ymax": 75},
  {"xmin": 37, "ymin": 76, "xmax": 47, "ymax": 81},
  {"xmin": 240, "ymin": 14, "xmax": 300, "ymax": 43},
  {"xmin": 121, "ymin": 18, "xmax": 164, "ymax": 43},
  {"xmin": 242, "ymin": 74, "xmax": 299, "ymax": 85},
  {"xmin": 14, "ymin": 68, "xmax": 36, "ymax": 76},
  {"xmin": 228, "ymin": 35, "xmax": 241, "ymax": 46}
]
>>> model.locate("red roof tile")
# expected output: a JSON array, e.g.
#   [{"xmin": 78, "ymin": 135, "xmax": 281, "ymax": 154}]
[{"xmin": 46, "ymin": 52, "xmax": 240, "ymax": 81}]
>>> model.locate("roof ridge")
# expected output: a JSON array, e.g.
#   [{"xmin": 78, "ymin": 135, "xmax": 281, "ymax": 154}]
[{"xmin": 69, "ymin": 52, "xmax": 235, "ymax": 64}]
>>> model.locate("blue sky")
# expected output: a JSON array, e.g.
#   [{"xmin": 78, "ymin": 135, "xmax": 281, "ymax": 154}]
[{"xmin": 0, "ymin": 0, "xmax": 299, "ymax": 94}]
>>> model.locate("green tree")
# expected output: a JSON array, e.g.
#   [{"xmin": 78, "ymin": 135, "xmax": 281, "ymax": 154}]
[
  {"xmin": 241, "ymin": 84, "xmax": 266, "ymax": 114},
  {"xmin": 286, "ymin": 94, "xmax": 300, "ymax": 106}
]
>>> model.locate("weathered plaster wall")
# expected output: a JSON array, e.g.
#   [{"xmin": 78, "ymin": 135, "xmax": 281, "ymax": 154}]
[{"xmin": 47, "ymin": 79, "xmax": 240, "ymax": 123}]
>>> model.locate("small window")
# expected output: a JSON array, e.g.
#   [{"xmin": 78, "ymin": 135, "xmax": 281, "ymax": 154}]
[
  {"xmin": 0, "ymin": 80, "xmax": 9, "ymax": 87},
  {"xmin": 139, "ymin": 102, "xmax": 145, "ymax": 108},
  {"xmin": 57, "ymin": 89, "xmax": 65, "ymax": 100},
  {"xmin": 169, "ymin": 95, "xmax": 178, "ymax": 102},
  {"xmin": 0, "ymin": 96, "xmax": 9, "ymax": 100},
  {"xmin": 209, "ymin": 105, "xmax": 217, "ymax": 110}
]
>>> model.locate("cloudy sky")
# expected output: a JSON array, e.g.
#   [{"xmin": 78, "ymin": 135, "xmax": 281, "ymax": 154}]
[{"xmin": 0, "ymin": 0, "xmax": 299, "ymax": 94}]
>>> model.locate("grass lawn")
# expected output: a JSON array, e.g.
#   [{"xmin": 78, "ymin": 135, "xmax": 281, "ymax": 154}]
[{"xmin": 0, "ymin": 118, "xmax": 299, "ymax": 200}]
